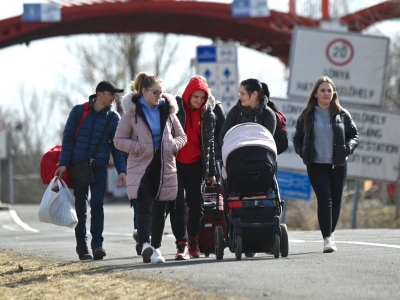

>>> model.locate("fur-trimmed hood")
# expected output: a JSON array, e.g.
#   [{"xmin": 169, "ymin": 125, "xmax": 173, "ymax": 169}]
[{"xmin": 120, "ymin": 91, "xmax": 179, "ymax": 115}]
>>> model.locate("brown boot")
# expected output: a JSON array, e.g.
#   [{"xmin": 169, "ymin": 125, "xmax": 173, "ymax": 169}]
[{"xmin": 188, "ymin": 236, "xmax": 200, "ymax": 258}]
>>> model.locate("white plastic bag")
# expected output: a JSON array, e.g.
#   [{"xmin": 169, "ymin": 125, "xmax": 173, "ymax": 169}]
[{"xmin": 38, "ymin": 177, "xmax": 78, "ymax": 228}]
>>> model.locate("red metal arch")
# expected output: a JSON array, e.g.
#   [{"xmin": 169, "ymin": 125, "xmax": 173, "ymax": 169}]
[{"xmin": 0, "ymin": 1, "xmax": 399, "ymax": 66}]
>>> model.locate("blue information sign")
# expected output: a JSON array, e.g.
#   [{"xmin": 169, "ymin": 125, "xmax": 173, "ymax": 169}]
[
  {"xmin": 231, "ymin": 0, "xmax": 270, "ymax": 18},
  {"xmin": 231, "ymin": 0, "xmax": 251, "ymax": 18},
  {"xmin": 196, "ymin": 46, "xmax": 217, "ymax": 63},
  {"xmin": 22, "ymin": 4, "xmax": 42, "ymax": 22},
  {"xmin": 22, "ymin": 3, "xmax": 61, "ymax": 22},
  {"xmin": 277, "ymin": 170, "xmax": 312, "ymax": 201}
]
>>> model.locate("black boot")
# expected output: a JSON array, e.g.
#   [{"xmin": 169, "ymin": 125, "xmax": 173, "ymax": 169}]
[
  {"xmin": 76, "ymin": 246, "xmax": 93, "ymax": 260},
  {"xmin": 92, "ymin": 247, "xmax": 106, "ymax": 260}
]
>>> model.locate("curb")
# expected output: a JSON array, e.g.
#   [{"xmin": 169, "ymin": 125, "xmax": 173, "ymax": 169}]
[{"xmin": 0, "ymin": 202, "xmax": 10, "ymax": 211}]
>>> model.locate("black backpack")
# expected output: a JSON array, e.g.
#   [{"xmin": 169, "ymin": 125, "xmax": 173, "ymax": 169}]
[{"xmin": 234, "ymin": 100, "xmax": 288, "ymax": 154}]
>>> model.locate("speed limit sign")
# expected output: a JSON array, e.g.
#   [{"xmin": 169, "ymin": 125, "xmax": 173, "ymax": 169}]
[
  {"xmin": 326, "ymin": 38, "xmax": 354, "ymax": 66},
  {"xmin": 287, "ymin": 27, "xmax": 390, "ymax": 106}
]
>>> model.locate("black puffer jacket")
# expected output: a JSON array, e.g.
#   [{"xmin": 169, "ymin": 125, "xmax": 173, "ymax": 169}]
[
  {"xmin": 209, "ymin": 97, "xmax": 225, "ymax": 161},
  {"xmin": 219, "ymin": 98, "xmax": 276, "ymax": 146},
  {"xmin": 176, "ymin": 96, "xmax": 216, "ymax": 178},
  {"xmin": 293, "ymin": 108, "xmax": 359, "ymax": 166}
]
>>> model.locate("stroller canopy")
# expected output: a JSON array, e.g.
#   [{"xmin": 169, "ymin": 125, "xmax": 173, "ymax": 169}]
[{"xmin": 221, "ymin": 123, "xmax": 277, "ymax": 177}]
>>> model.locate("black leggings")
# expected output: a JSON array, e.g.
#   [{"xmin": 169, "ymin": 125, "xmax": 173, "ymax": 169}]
[
  {"xmin": 135, "ymin": 150, "xmax": 167, "ymax": 248},
  {"xmin": 169, "ymin": 160, "xmax": 204, "ymax": 242},
  {"xmin": 307, "ymin": 163, "xmax": 347, "ymax": 238}
]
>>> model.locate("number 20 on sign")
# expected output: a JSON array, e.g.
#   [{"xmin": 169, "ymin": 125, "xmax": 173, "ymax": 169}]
[{"xmin": 326, "ymin": 38, "xmax": 354, "ymax": 67}]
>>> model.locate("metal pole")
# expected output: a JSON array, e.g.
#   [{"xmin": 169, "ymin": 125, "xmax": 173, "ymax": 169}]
[
  {"xmin": 7, "ymin": 130, "xmax": 14, "ymax": 204},
  {"xmin": 281, "ymin": 198, "xmax": 288, "ymax": 224},
  {"xmin": 322, "ymin": 0, "xmax": 330, "ymax": 20},
  {"xmin": 0, "ymin": 160, "xmax": 2, "ymax": 202},
  {"xmin": 289, "ymin": 0, "xmax": 296, "ymax": 15},
  {"xmin": 351, "ymin": 179, "xmax": 360, "ymax": 229}
]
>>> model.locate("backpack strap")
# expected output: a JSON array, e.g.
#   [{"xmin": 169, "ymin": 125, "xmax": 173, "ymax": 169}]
[{"xmin": 74, "ymin": 102, "xmax": 90, "ymax": 139}]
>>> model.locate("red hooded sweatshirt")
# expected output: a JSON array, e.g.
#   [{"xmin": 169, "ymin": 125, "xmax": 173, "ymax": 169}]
[{"xmin": 177, "ymin": 77, "xmax": 210, "ymax": 164}]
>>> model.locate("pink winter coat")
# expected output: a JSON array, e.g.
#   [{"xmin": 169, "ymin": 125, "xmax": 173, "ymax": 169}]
[{"xmin": 114, "ymin": 92, "xmax": 187, "ymax": 200}]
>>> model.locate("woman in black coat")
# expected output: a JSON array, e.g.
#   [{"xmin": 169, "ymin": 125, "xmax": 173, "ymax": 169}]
[
  {"xmin": 219, "ymin": 78, "xmax": 276, "ymax": 146},
  {"xmin": 209, "ymin": 93, "xmax": 226, "ymax": 162},
  {"xmin": 293, "ymin": 76, "xmax": 359, "ymax": 254}
]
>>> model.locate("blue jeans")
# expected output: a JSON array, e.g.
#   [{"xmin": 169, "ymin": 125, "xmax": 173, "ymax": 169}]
[
  {"xmin": 307, "ymin": 163, "xmax": 347, "ymax": 238},
  {"xmin": 74, "ymin": 165, "xmax": 107, "ymax": 249}
]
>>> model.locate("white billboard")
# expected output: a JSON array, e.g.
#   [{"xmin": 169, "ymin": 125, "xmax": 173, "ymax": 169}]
[
  {"xmin": 273, "ymin": 97, "xmax": 400, "ymax": 183},
  {"xmin": 288, "ymin": 27, "xmax": 390, "ymax": 107}
]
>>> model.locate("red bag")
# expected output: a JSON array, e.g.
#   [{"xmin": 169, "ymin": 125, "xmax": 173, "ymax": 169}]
[
  {"xmin": 40, "ymin": 102, "xmax": 90, "ymax": 188},
  {"xmin": 40, "ymin": 145, "xmax": 73, "ymax": 188}
]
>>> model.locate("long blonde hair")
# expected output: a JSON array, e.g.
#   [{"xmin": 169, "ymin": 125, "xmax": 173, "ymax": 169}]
[
  {"xmin": 302, "ymin": 76, "xmax": 343, "ymax": 131},
  {"xmin": 132, "ymin": 72, "xmax": 162, "ymax": 97}
]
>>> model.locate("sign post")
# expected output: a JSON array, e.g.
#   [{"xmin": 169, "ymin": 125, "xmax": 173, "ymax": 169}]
[
  {"xmin": 196, "ymin": 44, "xmax": 239, "ymax": 111},
  {"xmin": 0, "ymin": 126, "xmax": 6, "ymax": 160}
]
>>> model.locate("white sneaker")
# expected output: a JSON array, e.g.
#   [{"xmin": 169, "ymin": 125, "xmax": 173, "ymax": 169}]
[
  {"xmin": 323, "ymin": 236, "xmax": 337, "ymax": 253},
  {"xmin": 141, "ymin": 243, "xmax": 154, "ymax": 263},
  {"xmin": 151, "ymin": 248, "xmax": 166, "ymax": 264}
]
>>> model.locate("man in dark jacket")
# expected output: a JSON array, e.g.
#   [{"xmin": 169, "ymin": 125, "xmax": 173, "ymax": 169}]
[
  {"xmin": 171, "ymin": 76, "xmax": 216, "ymax": 260},
  {"xmin": 55, "ymin": 80, "xmax": 127, "ymax": 261}
]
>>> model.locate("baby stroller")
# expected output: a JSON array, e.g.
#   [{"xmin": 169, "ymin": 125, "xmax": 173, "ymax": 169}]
[{"xmin": 215, "ymin": 123, "xmax": 289, "ymax": 260}]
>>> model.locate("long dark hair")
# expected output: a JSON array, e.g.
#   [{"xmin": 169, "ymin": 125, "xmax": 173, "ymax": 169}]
[
  {"xmin": 302, "ymin": 76, "xmax": 343, "ymax": 131},
  {"xmin": 240, "ymin": 78, "xmax": 270, "ymax": 104}
]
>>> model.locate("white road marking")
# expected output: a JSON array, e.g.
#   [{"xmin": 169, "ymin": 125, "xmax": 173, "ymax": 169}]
[
  {"xmin": 2, "ymin": 225, "xmax": 18, "ymax": 231},
  {"xmin": 9, "ymin": 210, "xmax": 40, "ymax": 233},
  {"xmin": 290, "ymin": 239, "xmax": 400, "ymax": 249}
]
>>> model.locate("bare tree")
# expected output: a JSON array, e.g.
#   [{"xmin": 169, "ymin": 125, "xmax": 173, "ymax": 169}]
[
  {"xmin": 139, "ymin": 34, "xmax": 192, "ymax": 94},
  {"xmin": 0, "ymin": 88, "xmax": 63, "ymax": 204},
  {"xmin": 70, "ymin": 33, "xmax": 192, "ymax": 111},
  {"xmin": 385, "ymin": 34, "xmax": 400, "ymax": 110}
]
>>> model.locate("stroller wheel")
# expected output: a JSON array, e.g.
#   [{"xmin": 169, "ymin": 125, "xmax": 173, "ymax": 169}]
[
  {"xmin": 235, "ymin": 234, "xmax": 242, "ymax": 260},
  {"xmin": 280, "ymin": 224, "xmax": 289, "ymax": 257},
  {"xmin": 215, "ymin": 226, "xmax": 224, "ymax": 260},
  {"xmin": 273, "ymin": 233, "xmax": 280, "ymax": 259}
]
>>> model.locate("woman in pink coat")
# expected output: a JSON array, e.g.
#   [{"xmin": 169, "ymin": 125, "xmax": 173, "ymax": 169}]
[{"xmin": 114, "ymin": 72, "xmax": 187, "ymax": 264}]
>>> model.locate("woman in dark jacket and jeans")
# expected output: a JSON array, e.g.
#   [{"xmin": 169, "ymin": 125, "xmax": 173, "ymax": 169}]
[{"xmin": 293, "ymin": 76, "xmax": 359, "ymax": 253}]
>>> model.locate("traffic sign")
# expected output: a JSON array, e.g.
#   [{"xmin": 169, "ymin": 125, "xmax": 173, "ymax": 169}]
[
  {"xmin": 231, "ymin": 0, "xmax": 270, "ymax": 18},
  {"xmin": 196, "ymin": 44, "xmax": 239, "ymax": 111},
  {"xmin": 277, "ymin": 170, "xmax": 312, "ymax": 201},
  {"xmin": 288, "ymin": 27, "xmax": 389, "ymax": 106},
  {"xmin": 22, "ymin": 3, "xmax": 61, "ymax": 22}
]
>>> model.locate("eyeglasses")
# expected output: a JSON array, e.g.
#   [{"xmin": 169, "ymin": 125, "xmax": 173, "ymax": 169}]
[{"xmin": 146, "ymin": 88, "xmax": 163, "ymax": 97}]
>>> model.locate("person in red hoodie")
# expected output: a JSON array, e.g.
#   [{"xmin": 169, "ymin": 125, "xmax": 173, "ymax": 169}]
[{"xmin": 171, "ymin": 76, "xmax": 217, "ymax": 260}]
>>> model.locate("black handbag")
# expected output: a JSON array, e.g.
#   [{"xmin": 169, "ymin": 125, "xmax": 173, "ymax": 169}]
[{"xmin": 70, "ymin": 112, "xmax": 113, "ymax": 189}]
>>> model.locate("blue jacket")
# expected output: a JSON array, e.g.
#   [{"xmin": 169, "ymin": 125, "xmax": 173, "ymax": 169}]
[{"xmin": 59, "ymin": 102, "xmax": 126, "ymax": 174}]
